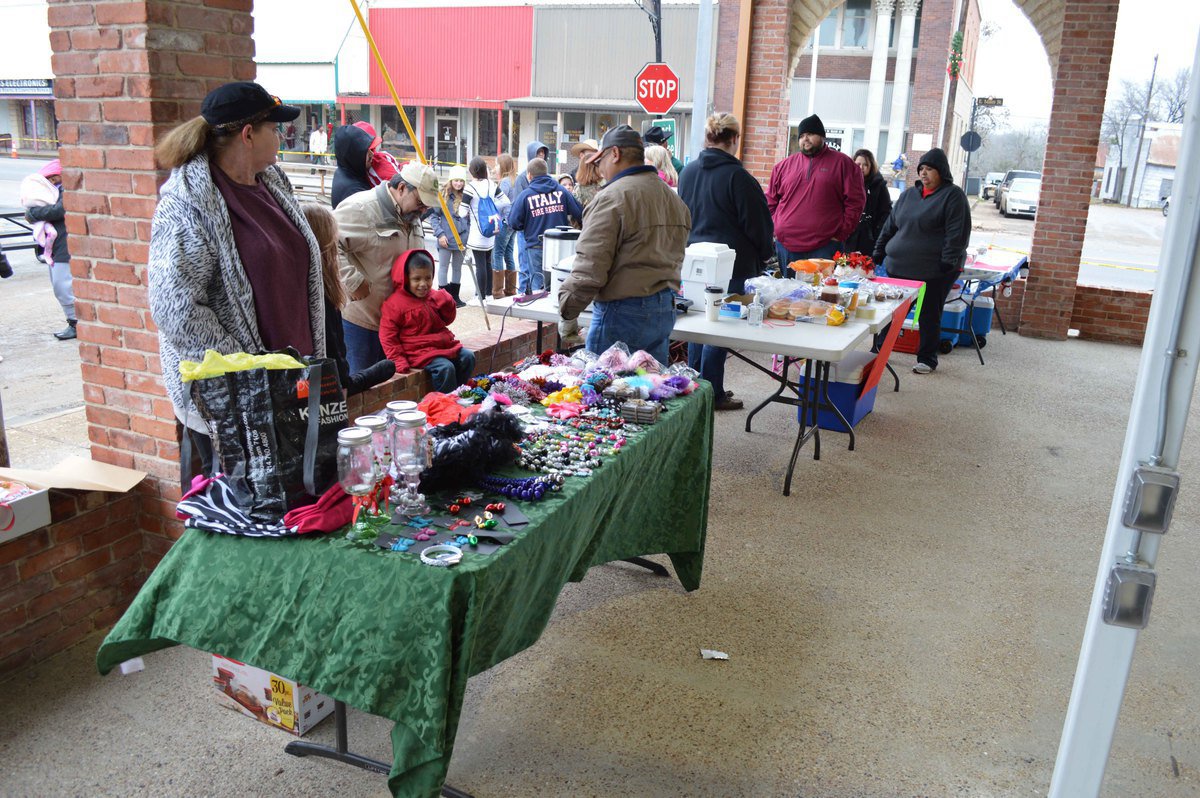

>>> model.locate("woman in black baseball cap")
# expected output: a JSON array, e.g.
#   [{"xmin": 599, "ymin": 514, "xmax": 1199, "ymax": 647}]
[{"xmin": 148, "ymin": 81, "xmax": 329, "ymax": 480}]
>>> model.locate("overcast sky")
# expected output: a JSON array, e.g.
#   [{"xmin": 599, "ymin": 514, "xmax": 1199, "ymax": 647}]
[{"xmin": 974, "ymin": 0, "xmax": 1200, "ymax": 128}]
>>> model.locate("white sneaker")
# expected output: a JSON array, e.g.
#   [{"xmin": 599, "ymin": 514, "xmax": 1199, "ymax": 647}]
[{"xmin": 913, "ymin": 363, "xmax": 934, "ymax": 374}]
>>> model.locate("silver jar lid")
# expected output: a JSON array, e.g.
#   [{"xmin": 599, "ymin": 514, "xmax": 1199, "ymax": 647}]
[
  {"xmin": 337, "ymin": 427, "xmax": 373, "ymax": 445},
  {"xmin": 354, "ymin": 414, "xmax": 388, "ymax": 432},
  {"xmin": 386, "ymin": 400, "xmax": 418, "ymax": 414},
  {"xmin": 393, "ymin": 410, "xmax": 427, "ymax": 428}
]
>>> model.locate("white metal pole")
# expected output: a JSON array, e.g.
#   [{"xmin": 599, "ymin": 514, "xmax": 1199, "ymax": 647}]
[
  {"xmin": 689, "ymin": 0, "xmax": 715, "ymax": 162},
  {"xmin": 807, "ymin": 32, "xmax": 819, "ymax": 116},
  {"xmin": 1048, "ymin": 34, "xmax": 1200, "ymax": 797}
]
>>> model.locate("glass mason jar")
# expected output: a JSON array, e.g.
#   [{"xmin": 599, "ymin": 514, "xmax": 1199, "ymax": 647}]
[
  {"xmin": 391, "ymin": 410, "xmax": 430, "ymax": 516},
  {"xmin": 336, "ymin": 427, "xmax": 378, "ymax": 540}
]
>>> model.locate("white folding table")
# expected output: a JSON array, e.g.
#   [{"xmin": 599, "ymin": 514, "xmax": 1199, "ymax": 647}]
[{"xmin": 486, "ymin": 294, "xmax": 912, "ymax": 494}]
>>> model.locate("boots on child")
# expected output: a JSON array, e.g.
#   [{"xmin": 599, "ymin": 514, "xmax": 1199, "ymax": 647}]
[
  {"xmin": 54, "ymin": 319, "xmax": 77, "ymax": 341},
  {"xmin": 445, "ymin": 283, "xmax": 466, "ymax": 308}
]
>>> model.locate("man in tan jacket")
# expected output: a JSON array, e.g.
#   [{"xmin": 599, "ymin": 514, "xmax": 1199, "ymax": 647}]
[
  {"xmin": 558, "ymin": 125, "xmax": 691, "ymax": 365},
  {"xmin": 336, "ymin": 161, "xmax": 439, "ymax": 372}
]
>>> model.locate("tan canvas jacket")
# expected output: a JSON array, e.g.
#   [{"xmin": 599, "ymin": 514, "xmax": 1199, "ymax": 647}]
[
  {"xmin": 559, "ymin": 168, "xmax": 691, "ymax": 321},
  {"xmin": 335, "ymin": 184, "xmax": 427, "ymax": 330}
]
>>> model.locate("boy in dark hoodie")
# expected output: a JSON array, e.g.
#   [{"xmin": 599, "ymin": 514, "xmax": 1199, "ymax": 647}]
[
  {"xmin": 872, "ymin": 147, "xmax": 971, "ymax": 374},
  {"xmin": 331, "ymin": 124, "xmax": 374, "ymax": 209},
  {"xmin": 508, "ymin": 157, "xmax": 584, "ymax": 294},
  {"xmin": 379, "ymin": 249, "xmax": 476, "ymax": 393}
]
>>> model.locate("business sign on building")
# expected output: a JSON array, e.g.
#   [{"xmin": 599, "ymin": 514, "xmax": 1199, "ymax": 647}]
[{"xmin": 0, "ymin": 79, "xmax": 53, "ymax": 97}]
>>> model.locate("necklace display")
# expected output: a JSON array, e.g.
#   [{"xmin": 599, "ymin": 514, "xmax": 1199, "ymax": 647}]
[
  {"xmin": 518, "ymin": 428, "xmax": 626, "ymax": 476},
  {"xmin": 476, "ymin": 473, "xmax": 565, "ymax": 501}
]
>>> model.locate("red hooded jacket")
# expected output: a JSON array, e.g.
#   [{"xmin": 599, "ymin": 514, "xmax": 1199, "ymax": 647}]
[{"xmin": 379, "ymin": 250, "xmax": 462, "ymax": 372}]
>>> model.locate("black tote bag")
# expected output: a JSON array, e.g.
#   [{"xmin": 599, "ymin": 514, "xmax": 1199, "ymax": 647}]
[{"xmin": 190, "ymin": 352, "xmax": 348, "ymax": 522}]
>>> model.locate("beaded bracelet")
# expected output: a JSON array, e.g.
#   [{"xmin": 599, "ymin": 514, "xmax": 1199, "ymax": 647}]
[{"xmin": 419, "ymin": 544, "xmax": 463, "ymax": 567}]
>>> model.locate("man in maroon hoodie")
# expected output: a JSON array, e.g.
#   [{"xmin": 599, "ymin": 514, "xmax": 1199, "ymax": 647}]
[
  {"xmin": 766, "ymin": 114, "xmax": 866, "ymax": 268},
  {"xmin": 379, "ymin": 249, "xmax": 476, "ymax": 393}
]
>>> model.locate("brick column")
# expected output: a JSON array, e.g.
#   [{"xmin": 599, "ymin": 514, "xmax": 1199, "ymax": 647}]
[
  {"xmin": 48, "ymin": 0, "xmax": 256, "ymax": 564},
  {"xmin": 899, "ymin": 0, "xmax": 950, "ymax": 179},
  {"xmin": 738, "ymin": 0, "xmax": 793, "ymax": 183},
  {"xmin": 1021, "ymin": 0, "xmax": 1119, "ymax": 339}
]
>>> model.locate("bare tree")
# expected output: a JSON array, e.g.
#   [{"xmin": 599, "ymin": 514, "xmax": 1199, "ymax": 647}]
[
  {"xmin": 1160, "ymin": 68, "xmax": 1190, "ymax": 123},
  {"xmin": 1102, "ymin": 79, "xmax": 1156, "ymax": 165}
]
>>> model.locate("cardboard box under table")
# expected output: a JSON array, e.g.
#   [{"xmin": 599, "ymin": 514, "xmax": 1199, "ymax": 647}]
[
  {"xmin": 95, "ymin": 387, "xmax": 714, "ymax": 798},
  {"xmin": 212, "ymin": 655, "xmax": 334, "ymax": 736}
]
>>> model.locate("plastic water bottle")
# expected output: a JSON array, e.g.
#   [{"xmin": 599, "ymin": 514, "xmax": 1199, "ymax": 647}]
[{"xmin": 747, "ymin": 290, "xmax": 764, "ymax": 328}]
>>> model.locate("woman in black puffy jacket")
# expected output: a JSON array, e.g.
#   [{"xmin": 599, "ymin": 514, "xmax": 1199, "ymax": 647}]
[{"xmin": 845, "ymin": 149, "xmax": 892, "ymax": 256}]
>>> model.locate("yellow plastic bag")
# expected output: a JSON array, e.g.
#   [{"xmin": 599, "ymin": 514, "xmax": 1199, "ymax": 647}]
[{"xmin": 179, "ymin": 350, "xmax": 307, "ymax": 383}]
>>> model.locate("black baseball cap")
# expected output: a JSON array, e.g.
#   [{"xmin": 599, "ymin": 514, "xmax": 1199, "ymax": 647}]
[
  {"xmin": 201, "ymin": 81, "xmax": 300, "ymax": 131},
  {"xmin": 585, "ymin": 125, "xmax": 643, "ymax": 162},
  {"xmin": 644, "ymin": 125, "xmax": 672, "ymax": 145}
]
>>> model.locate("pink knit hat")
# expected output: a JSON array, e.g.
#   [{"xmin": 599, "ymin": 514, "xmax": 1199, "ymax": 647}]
[{"xmin": 39, "ymin": 159, "xmax": 61, "ymax": 178}]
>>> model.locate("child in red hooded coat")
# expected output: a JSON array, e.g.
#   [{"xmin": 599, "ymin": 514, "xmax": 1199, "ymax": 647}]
[{"xmin": 379, "ymin": 249, "xmax": 476, "ymax": 393}]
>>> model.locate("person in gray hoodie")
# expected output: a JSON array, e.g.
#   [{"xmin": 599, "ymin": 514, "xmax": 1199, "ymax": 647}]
[{"xmin": 872, "ymin": 147, "xmax": 971, "ymax": 374}]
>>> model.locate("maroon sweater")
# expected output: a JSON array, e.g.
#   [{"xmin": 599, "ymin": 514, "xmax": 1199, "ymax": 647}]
[
  {"xmin": 212, "ymin": 164, "xmax": 314, "ymax": 355},
  {"xmin": 766, "ymin": 146, "xmax": 866, "ymax": 252}
]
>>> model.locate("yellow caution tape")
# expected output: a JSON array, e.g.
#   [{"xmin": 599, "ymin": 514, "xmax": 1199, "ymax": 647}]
[{"xmin": 980, "ymin": 244, "xmax": 1157, "ymax": 274}]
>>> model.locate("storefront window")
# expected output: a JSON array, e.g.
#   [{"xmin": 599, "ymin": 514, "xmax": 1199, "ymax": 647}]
[
  {"xmin": 381, "ymin": 106, "xmax": 419, "ymax": 150},
  {"xmin": 562, "ymin": 112, "xmax": 586, "ymax": 144},
  {"xmin": 841, "ymin": 0, "xmax": 870, "ymax": 48},
  {"xmin": 818, "ymin": 10, "xmax": 836, "ymax": 46},
  {"xmin": 478, "ymin": 110, "xmax": 499, "ymax": 157},
  {"xmin": 889, "ymin": 9, "xmax": 922, "ymax": 48}
]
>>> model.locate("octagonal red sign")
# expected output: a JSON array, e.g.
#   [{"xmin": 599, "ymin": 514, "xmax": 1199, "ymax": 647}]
[{"xmin": 635, "ymin": 62, "xmax": 680, "ymax": 116}]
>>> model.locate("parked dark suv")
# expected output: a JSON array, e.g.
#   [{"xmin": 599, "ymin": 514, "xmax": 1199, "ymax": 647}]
[{"xmin": 994, "ymin": 170, "xmax": 1041, "ymax": 209}]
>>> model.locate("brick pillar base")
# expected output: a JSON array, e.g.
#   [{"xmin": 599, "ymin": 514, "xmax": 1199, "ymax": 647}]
[{"xmin": 1021, "ymin": 0, "xmax": 1119, "ymax": 339}]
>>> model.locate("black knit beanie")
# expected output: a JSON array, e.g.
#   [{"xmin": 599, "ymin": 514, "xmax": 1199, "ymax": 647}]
[{"xmin": 797, "ymin": 114, "xmax": 826, "ymax": 138}]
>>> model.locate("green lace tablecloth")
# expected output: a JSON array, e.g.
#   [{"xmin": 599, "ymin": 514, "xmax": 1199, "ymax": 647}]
[{"xmin": 96, "ymin": 385, "xmax": 713, "ymax": 798}]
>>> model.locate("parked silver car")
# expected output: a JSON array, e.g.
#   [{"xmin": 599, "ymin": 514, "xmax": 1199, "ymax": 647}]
[
  {"xmin": 1001, "ymin": 177, "xmax": 1041, "ymax": 218},
  {"xmin": 994, "ymin": 169, "xmax": 1041, "ymax": 208},
  {"xmin": 980, "ymin": 172, "xmax": 1004, "ymax": 199}
]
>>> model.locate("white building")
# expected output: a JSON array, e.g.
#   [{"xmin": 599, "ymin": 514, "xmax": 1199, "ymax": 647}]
[{"xmin": 1100, "ymin": 119, "xmax": 1180, "ymax": 209}]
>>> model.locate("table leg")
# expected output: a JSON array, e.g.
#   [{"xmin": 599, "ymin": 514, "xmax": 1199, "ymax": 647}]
[
  {"xmin": 818, "ymin": 361, "xmax": 854, "ymax": 451},
  {"xmin": 805, "ymin": 358, "xmax": 820, "ymax": 462},
  {"xmin": 621, "ymin": 557, "xmax": 671, "ymax": 577},
  {"xmin": 535, "ymin": 321, "xmax": 543, "ymax": 352},
  {"xmin": 965, "ymin": 302, "xmax": 985, "ymax": 365},
  {"xmin": 887, "ymin": 362, "xmax": 900, "ymax": 392},
  {"xmin": 991, "ymin": 286, "xmax": 1009, "ymax": 335},
  {"xmin": 783, "ymin": 359, "xmax": 821, "ymax": 495},
  {"xmin": 746, "ymin": 356, "xmax": 795, "ymax": 433},
  {"xmin": 285, "ymin": 700, "xmax": 475, "ymax": 798}
]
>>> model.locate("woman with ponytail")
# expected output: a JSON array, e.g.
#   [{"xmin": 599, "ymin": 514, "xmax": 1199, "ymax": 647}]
[{"xmin": 148, "ymin": 82, "xmax": 327, "ymax": 478}]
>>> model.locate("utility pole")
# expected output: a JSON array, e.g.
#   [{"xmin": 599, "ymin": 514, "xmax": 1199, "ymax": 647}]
[
  {"xmin": 1125, "ymin": 54, "xmax": 1159, "ymax": 207},
  {"xmin": 638, "ymin": 0, "xmax": 663, "ymax": 63},
  {"xmin": 962, "ymin": 99, "xmax": 978, "ymax": 187}
]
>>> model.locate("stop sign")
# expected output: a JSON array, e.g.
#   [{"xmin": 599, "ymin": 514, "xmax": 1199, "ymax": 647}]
[{"xmin": 635, "ymin": 62, "xmax": 679, "ymax": 116}]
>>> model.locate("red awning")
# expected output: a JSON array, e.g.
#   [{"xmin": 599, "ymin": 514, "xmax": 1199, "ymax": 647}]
[
  {"xmin": 364, "ymin": 7, "xmax": 532, "ymax": 109},
  {"xmin": 338, "ymin": 95, "xmax": 506, "ymax": 111}
]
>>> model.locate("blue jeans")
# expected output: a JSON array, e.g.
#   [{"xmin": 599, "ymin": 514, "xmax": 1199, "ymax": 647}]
[
  {"xmin": 775, "ymin": 240, "xmax": 841, "ymax": 268},
  {"xmin": 493, "ymin": 223, "xmax": 516, "ymax": 271},
  {"xmin": 519, "ymin": 245, "xmax": 545, "ymax": 294},
  {"xmin": 424, "ymin": 348, "xmax": 476, "ymax": 393},
  {"xmin": 342, "ymin": 319, "xmax": 386, "ymax": 375},
  {"xmin": 686, "ymin": 275, "xmax": 745, "ymax": 398},
  {"xmin": 586, "ymin": 289, "xmax": 675, "ymax": 366}
]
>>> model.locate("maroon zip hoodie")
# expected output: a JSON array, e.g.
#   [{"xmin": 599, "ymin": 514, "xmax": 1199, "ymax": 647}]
[{"xmin": 766, "ymin": 145, "xmax": 866, "ymax": 252}]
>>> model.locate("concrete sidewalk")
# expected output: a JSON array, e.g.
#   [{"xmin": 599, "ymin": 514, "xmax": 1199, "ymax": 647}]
[{"xmin": 1, "ymin": 331, "xmax": 1197, "ymax": 797}]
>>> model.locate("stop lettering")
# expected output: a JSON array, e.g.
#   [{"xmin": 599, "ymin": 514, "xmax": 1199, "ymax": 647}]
[{"xmin": 634, "ymin": 62, "xmax": 679, "ymax": 116}]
